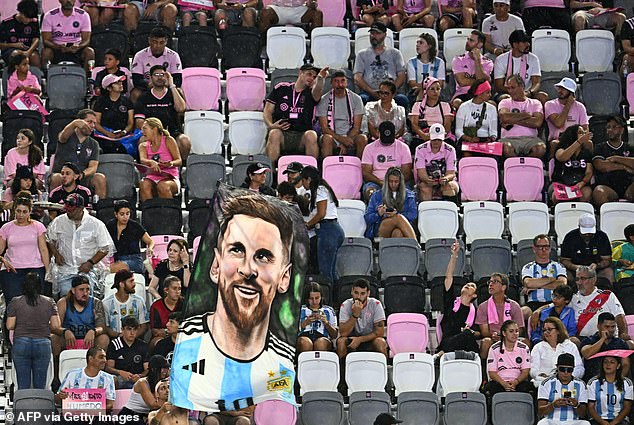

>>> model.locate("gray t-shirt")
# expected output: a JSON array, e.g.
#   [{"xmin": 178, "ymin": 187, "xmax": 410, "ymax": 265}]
[
  {"xmin": 339, "ymin": 297, "xmax": 386, "ymax": 336},
  {"xmin": 353, "ymin": 47, "xmax": 406, "ymax": 91},
  {"xmin": 52, "ymin": 132, "xmax": 100, "ymax": 174},
  {"xmin": 316, "ymin": 90, "xmax": 365, "ymax": 136},
  {"xmin": 7, "ymin": 295, "xmax": 58, "ymax": 338}
]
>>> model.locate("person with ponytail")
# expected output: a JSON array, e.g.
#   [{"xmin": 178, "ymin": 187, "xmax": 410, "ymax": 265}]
[
  {"xmin": 409, "ymin": 76, "xmax": 453, "ymax": 149},
  {"xmin": 3, "ymin": 129, "xmax": 45, "ymax": 189},
  {"xmin": 138, "ymin": 117, "xmax": 182, "ymax": 202},
  {"xmin": 486, "ymin": 319, "xmax": 534, "ymax": 396},
  {"xmin": 300, "ymin": 166, "xmax": 345, "ymax": 283}
]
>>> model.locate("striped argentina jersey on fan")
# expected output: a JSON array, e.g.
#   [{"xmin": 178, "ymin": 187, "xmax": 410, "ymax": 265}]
[
  {"xmin": 170, "ymin": 313, "xmax": 296, "ymax": 411},
  {"xmin": 588, "ymin": 376, "xmax": 634, "ymax": 421},
  {"xmin": 59, "ymin": 367, "xmax": 116, "ymax": 401},
  {"xmin": 522, "ymin": 260, "xmax": 567, "ymax": 303},
  {"xmin": 538, "ymin": 376, "xmax": 588, "ymax": 421}
]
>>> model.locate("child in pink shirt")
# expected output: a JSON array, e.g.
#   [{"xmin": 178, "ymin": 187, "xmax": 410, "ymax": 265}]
[{"xmin": 6, "ymin": 53, "xmax": 41, "ymax": 100}]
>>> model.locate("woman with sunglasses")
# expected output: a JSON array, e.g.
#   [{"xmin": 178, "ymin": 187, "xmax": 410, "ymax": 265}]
[
  {"xmin": 531, "ymin": 317, "xmax": 584, "ymax": 388},
  {"xmin": 365, "ymin": 80, "xmax": 407, "ymax": 141},
  {"xmin": 588, "ymin": 352, "xmax": 633, "ymax": 425},
  {"xmin": 486, "ymin": 319, "xmax": 534, "ymax": 396}
]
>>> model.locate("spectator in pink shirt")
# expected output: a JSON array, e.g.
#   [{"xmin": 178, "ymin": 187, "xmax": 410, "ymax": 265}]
[
  {"xmin": 544, "ymin": 78, "xmax": 588, "ymax": 146},
  {"xmin": 438, "ymin": 0, "xmax": 476, "ymax": 35},
  {"xmin": 498, "ymin": 74, "xmax": 546, "ymax": 158},
  {"xmin": 361, "ymin": 121, "xmax": 413, "ymax": 202},
  {"xmin": 6, "ymin": 53, "xmax": 41, "ymax": 100},
  {"xmin": 41, "ymin": 0, "xmax": 95, "ymax": 74},
  {"xmin": 415, "ymin": 123, "xmax": 459, "ymax": 202},
  {"xmin": 3, "ymin": 129, "xmax": 45, "ymax": 189},
  {"xmin": 391, "ymin": 0, "xmax": 435, "ymax": 31},
  {"xmin": 451, "ymin": 30, "xmax": 494, "ymax": 109}
]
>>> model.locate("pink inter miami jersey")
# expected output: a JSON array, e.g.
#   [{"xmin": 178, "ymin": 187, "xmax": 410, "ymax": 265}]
[{"xmin": 41, "ymin": 7, "xmax": 90, "ymax": 45}]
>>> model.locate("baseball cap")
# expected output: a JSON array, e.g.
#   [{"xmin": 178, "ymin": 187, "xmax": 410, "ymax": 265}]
[
  {"xmin": 379, "ymin": 121, "xmax": 396, "ymax": 145},
  {"xmin": 112, "ymin": 269, "xmax": 134, "ymax": 289},
  {"xmin": 330, "ymin": 69, "xmax": 347, "ymax": 79},
  {"xmin": 71, "ymin": 275, "xmax": 90, "ymax": 288},
  {"xmin": 429, "ymin": 123, "xmax": 446, "ymax": 141},
  {"xmin": 102, "ymin": 74, "xmax": 126, "ymax": 89},
  {"xmin": 62, "ymin": 162, "xmax": 81, "ymax": 175},
  {"xmin": 554, "ymin": 77, "xmax": 577, "ymax": 94},
  {"xmin": 65, "ymin": 193, "xmax": 85, "ymax": 208},
  {"xmin": 300, "ymin": 63, "xmax": 320, "ymax": 74},
  {"xmin": 578, "ymin": 213, "xmax": 596, "ymax": 234},
  {"xmin": 493, "ymin": 0, "xmax": 511, "ymax": 5},
  {"xmin": 509, "ymin": 30, "xmax": 531, "ymax": 45},
  {"xmin": 282, "ymin": 161, "xmax": 304, "ymax": 175},
  {"xmin": 374, "ymin": 413, "xmax": 403, "ymax": 425},
  {"xmin": 15, "ymin": 165, "xmax": 33, "ymax": 180},
  {"xmin": 370, "ymin": 22, "xmax": 388, "ymax": 33},
  {"xmin": 556, "ymin": 353, "xmax": 576, "ymax": 367},
  {"xmin": 246, "ymin": 162, "xmax": 270, "ymax": 175}
]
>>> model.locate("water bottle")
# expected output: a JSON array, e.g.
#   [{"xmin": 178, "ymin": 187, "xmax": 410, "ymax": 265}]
[
  {"xmin": 87, "ymin": 59, "xmax": 95, "ymax": 95},
  {"xmin": 624, "ymin": 56, "xmax": 629, "ymax": 80}
]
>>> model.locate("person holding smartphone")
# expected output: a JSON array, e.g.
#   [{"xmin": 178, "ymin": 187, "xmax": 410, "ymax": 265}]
[
  {"xmin": 296, "ymin": 282, "xmax": 338, "ymax": 354},
  {"xmin": 537, "ymin": 353, "xmax": 590, "ymax": 425}
]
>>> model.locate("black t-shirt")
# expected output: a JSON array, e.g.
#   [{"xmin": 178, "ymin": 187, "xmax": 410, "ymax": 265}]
[
  {"xmin": 52, "ymin": 133, "xmax": 100, "ymax": 174},
  {"xmin": 592, "ymin": 141, "xmax": 634, "ymax": 189},
  {"xmin": 553, "ymin": 150, "xmax": 593, "ymax": 186},
  {"xmin": 622, "ymin": 17, "xmax": 634, "ymax": 43},
  {"xmin": 560, "ymin": 228, "xmax": 612, "ymax": 265},
  {"xmin": 107, "ymin": 218, "xmax": 146, "ymax": 258},
  {"xmin": 265, "ymin": 84, "xmax": 317, "ymax": 132},
  {"xmin": 441, "ymin": 286, "xmax": 473, "ymax": 339},
  {"xmin": 48, "ymin": 184, "xmax": 92, "ymax": 208},
  {"xmin": 152, "ymin": 337, "xmax": 175, "ymax": 363},
  {"xmin": 135, "ymin": 89, "xmax": 178, "ymax": 135},
  {"xmin": 154, "ymin": 260, "xmax": 185, "ymax": 296},
  {"xmin": 93, "ymin": 94, "xmax": 133, "ymax": 131},
  {"xmin": 0, "ymin": 15, "xmax": 40, "ymax": 53},
  {"xmin": 106, "ymin": 337, "xmax": 149, "ymax": 375},
  {"xmin": 94, "ymin": 68, "xmax": 129, "ymax": 95}
]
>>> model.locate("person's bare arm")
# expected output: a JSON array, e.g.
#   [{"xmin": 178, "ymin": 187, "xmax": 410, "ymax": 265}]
[
  {"xmin": 354, "ymin": 72, "xmax": 378, "ymax": 98},
  {"xmin": 311, "ymin": 68, "xmax": 329, "ymax": 101},
  {"xmin": 362, "ymin": 164, "xmax": 383, "ymax": 185},
  {"xmin": 518, "ymin": 111, "xmax": 543, "ymax": 128},
  {"xmin": 494, "ymin": 78, "xmax": 506, "ymax": 94},
  {"xmin": 472, "ymin": 51, "xmax": 491, "ymax": 82},
  {"xmin": 454, "ymin": 72, "xmax": 475, "ymax": 89},
  {"xmin": 523, "ymin": 276, "xmax": 565, "ymax": 290},
  {"xmin": 526, "ymin": 75, "xmax": 541, "ymax": 97},
  {"xmin": 41, "ymin": 31, "xmax": 60, "ymax": 50},
  {"xmin": 355, "ymin": 321, "xmax": 385, "ymax": 343},
  {"xmin": 166, "ymin": 73, "xmax": 186, "ymax": 113},
  {"xmin": 581, "ymin": 333, "xmax": 608, "ymax": 359},
  {"xmin": 623, "ymin": 39, "xmax": 634, "ymax": 55},
  {"xmin": 59, "ymin": 119, "xmax": 91, "ymax": 144},
  {"xmin": 444, "ymin": 240, "xmax": 460, "ymax": 291},
  {"xmin": 339, "ymin": 317, "xmax": 356, "ymax": 337},
  {"xmin": 82, "ymin": 160, "xmax": 99, "ymax": 178},
  {"xmin": 549, "ymin": 99, "xmax": 575, "ymax": 130},
  {"xmin": 498, "ymin": 107, "xmax": 533, "ymax": 125}
]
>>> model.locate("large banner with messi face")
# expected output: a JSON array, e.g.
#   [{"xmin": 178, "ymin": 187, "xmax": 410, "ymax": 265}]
[{"xmin": 170, "ymin": 183, "xmax": 308, "ymax": 412}]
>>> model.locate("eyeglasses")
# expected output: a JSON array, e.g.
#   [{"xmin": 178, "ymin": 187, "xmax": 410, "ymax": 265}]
[
  {"xmin": 543, "ymin": 327, "xmax": 557, "ymax": 333},
  {"xmin": 534, "ymin": 245, "xmax": 550, "ymax": 250},
  {"xmin": 152, "ymin": 73, "xmax": 165, "ymax": 78},
  {"xmin": 488, "ymin": 280, "xmax": 503, "ymax": 285},
  {"xmin": 577, "ymin": 276, "xmax": 594, "ymax": 281},
  {"xmin": 558, "ymin": 367, "xmax": 574, "ymax": 373},
  {"xmin": 378, "ymin": 91, "xmax": 391, "ymax": 95}
]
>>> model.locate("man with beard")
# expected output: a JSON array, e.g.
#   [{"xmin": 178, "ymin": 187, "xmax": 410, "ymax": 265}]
[
  {"xmin": 544, "ymin": 78, "xmax": 588, "ymax": 145},
  {"xmin": 48, "ymin": 162, "xmax": 92, "ymax": 219},
  {"xmin": 53, "ymin": 275, "xmax": 109, "ymax": 384},
  {"xmin": 451, "ymin": 30, "xmax": 494, "ymax": 106},
  {"xmin": 493, "ymin": 30, "xmax": 544, "ymax": 103},
  {"xmin": 102, "ymin": 269, "xmax": 149, "ymax": 339},
  {"xmin": 49, "ymin": 109, "xmax": 108, "ymax": 202},
  {"xmin": 41, "ymin": 0, "xmax": 94, "ymax": 74},
  {"xmin": 353, "ymin": 22, "xmax": 408, "ymax": 108},
  {"xmin": 171, "ymin": 193, "xmax": 296, "ymax": 411}
]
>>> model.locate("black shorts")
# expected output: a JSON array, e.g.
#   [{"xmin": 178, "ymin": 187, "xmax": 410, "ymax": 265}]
[
  {"xmin": 52, "ymin": 47, "xmax": 85, "ymax": 65},
  {"xmin": 298, "ymin": 331, "xmax": 329, "ymax": 342}
]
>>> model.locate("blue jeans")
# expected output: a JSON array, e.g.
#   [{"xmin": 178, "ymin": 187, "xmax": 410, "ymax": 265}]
[
  {"xmin": 315, "ymin": 220, "xmax": 345, "ymax": 283},
  {"xmin": 12, "ymin": 336, "xmax": 51, "ymax": 389},
  {"xmin": 359, "ymin": 91, "xmax": 410, "ymax": 110},
  {"xmin": 116, "ymin": 254, "xmax": 145, "ymax": 274},
  {"xmin": 0, "ymin": 268, "xmax": 45, "ymax": 307}
]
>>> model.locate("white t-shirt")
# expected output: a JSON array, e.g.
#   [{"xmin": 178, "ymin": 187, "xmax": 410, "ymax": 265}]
[
  {"xmin": 571, "ymin": 288, "xmax": 625, "ymax": 337},
  {"xmin": 493, "ymin": 52, "xmax": 541, "ymax": 87},
  {"xmin": 530, "ymin": 340, "xmax": 585, "ymax": 386},
  {"xmin": 588, "ymin": 376, "xmax": 634, "ymax": 421},
  {"xmin": 454, "ymin": 99, "xmax": 499, "ymax": 139},
  {"xmin": 482, "ymin": 14, "xmax": 526, "ymax": 51},
  {"xmin": 308, "ymin": 186, "xmax": 337, "ymax": 221}
]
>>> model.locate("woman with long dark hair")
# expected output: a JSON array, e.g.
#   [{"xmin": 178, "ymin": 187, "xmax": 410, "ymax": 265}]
[
  {"xmin": 410, "ymin": 77, "xmax": 453, "ymax": 149},
  {"xmin": 301, "ymin": 166, "xmax": 345, "ymax": 283},
  {"xmin": 2, "ymin": 165, "xmax": 40, "ymax": 203},
  {"xmin": 550, "ymin": 124, "xmax": 594, "ymax": 204},
  {"xmin": 486, "ymin": 319, "xmax": 534, "ymax": 396},
  {"xmin": 6, "ymin": 272, "xmax": 60, "ymax": 389},
  {"xmin": 588, "ymin": 353, "xmax": 633, "ymax": 425},
  {"xmin": 107, "ymin": 199, "xmax": 154, "ymax": 274},
  {"xmin": 297, "ymin": 282, "xmax": 338, "ymax": 354},
  {"xmin": 120, "ymin": 355, "xmax": 170, "ymax": 425},
  {"xmin": 149, "ymin": 239, "xmax": 190, "ymax": 300},
  {"xmin": 3, "ymin": 129, "xmax": 44, "ymax": 189}
]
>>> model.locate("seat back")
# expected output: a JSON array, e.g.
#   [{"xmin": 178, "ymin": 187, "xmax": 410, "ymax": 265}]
[
  {"xmin": 504, "ymin": 157, "xmax": 544, "ymax": 202},
  {"xmin": 13, "ymin": 389, "xmax": 55, "ymax": 424},
  {"xmin": 439, "ymin": 353, "xmax": 482, "ymax": 393},
  {"xmin": 269, "ymin": 68, "xmax": 300, "ymax": 94},
  {"xmin": 59, "ymin": 349, "xmax": 88, "ymax": 384},
  {"xmin": 0, "ymin": 2, "xmax": 16, "ymax": 21},
  {"xmin": 187, "ymin": 199, "xmax": 213, "ymax": 246},
  {"xmin": 417, "ymin": 201, "xmax": 460, "ymax": 243},
  {"xmin": 226, "ymin": 67, "xmax": 266, "ymax": 112},
  {"xmin": 150, "ymin": 235, "xmax": 184, "ymax": 261},
  {"xmin": 626, "ymin": 315, "xmax": 634, "ymax": 337},
  {"xmin": 576, "ymin": 29, "xmax": 615, "ymax": 72},
  {"xmin": 178, "ymin": 26, "xmax": 220, "ymax": 68},
  {"xmin": 379, "ymin": 238, "xmax": 421, "ymax": 278},
  {"xmin": 399, "ymin": 28, "xmax": 439, "ymax": 66},
  {"xmin": 581, "ymin": 72, "xmax": 621, "ymax": 115},
  {"xmin": 345, "ymin": 352, "xmax": 388, "ymax": 394},
  {"xmin": 322, "ymin": 156, "xmax": 363, "ymax": 200},
  {"xmin": 91, "ymin": 24, "xmax": 129, "ymax": 67},
  {"xmin": 354, "ymin": 27, "xmax": 394, "ymax": 56},
  {"xmin": 397, "ymin": 392, "xmax": 440, "ymax": 425},
  {"xmin": 383, "ymin": 276, "xmax": 427, "ymax": 316},
  {"xmin": 470, "ymin": 239, "xmax": 512, "ymax": 281},
  {"xmin": 186, "ymin": 154, "xmax": 226, "ymax": 200},
  {"xmin": 334, "ymin": 275, "xmax": 379, "ymax": 307},
  {"xmin": 337, "ymin": 199, "xmax": 367, "ymax": 237},
  {"xmin": 300, "ymin": 391, "xmax": 345, "ymax": 425},
  {"xmin": 267, "ymin": 27, "xmax": 307, "ymax": 70},
  {"xmin": 491, "ymin": 392, "xmax": 534, "ymax": 425},
  {"xmin": 443, "ymin": 28, "xmax": 470, "ymax": 71},
  {"xmin": 141, "ymin": 199, "xmax": 183, "ymax": 236},
  {"xmin": 335, "ymin": 237, "xmax": 374, "ymax": 278},
  {"xmin": 276, "ymin": 155, "xmax": 318, "ymax": 184},
  {"xmin": 539, "ymin": 71, "xmax": 577, "ymax": 101},
  {"xmin": 508, "ymin": 202, "xmax": 550, "ymax": 245},
  {"xmin": 182, "ymin": 67, "xmax": 222, "ymax": 111},
  {"xmin": 348, "ymin": 391, "xmax": 391, "ymax": 425},
  {"xmin": 320, "ymin": 0, "xmax": 346, "ymax": 26},
  {"xmin": 253, "ymin": 400, "xmax": 297, "ymax": 425},
  {"xmin": 184, "ymin": 111, "xmax": 224, "ymax": 155},
  {"xmin": 221, "ymin": 26, "xmax": 262, "ymax": 70},
  {"xmin": 600, "ymin": 202, "xmax": 634, "ymax": 242},
  {"xmin": 47, "ymin": 108, "xmax": 77, "ymax": 158},
  {"xmin": 297, "ymin": 351, "xmax": 339, "ymax": 395},
  {"xmin": 97, "ymin": 153, "xmax": 137, "ymax": 199},
  {"xmin": 46, "ymin": 63, "xmax": 86, "ymax": 110},
  {"xmin": 393, "ymin": 353, "xmax": 435, "ymax": 394},
  {"xmin": 444, "ymin": 392, "xmax": 487, "ymax": 425},
  {"xmin": 113, "ymin": 389, "xmax": 133, "ymax": 412},
  {"xmin": 532, "ymin": 29, "xmax": 571, "ymax": 72},
  {"xmin": 462, "ymin": 201, "xmax": 505, "ymax": 244},
  {"xmin": 311, "ymin": 27, "xmax": 351, "ymax": 69},
  {"xmin": 459, "ymin": 157, "xmax": 498, "ymax": 201},
  {"xmin": 387, "ymin": 313, "xmax": 429, "ymax": 357},
  {"xmin": 516, "ymin": 239, "xmax": 558, "ymax": 277},
  {"xmin": 554, "ymin": 202, "xmax": 594, "ymax": 241},
  {"xmin": 228, "ymin": 112, "xmax": 267, "ymax": 155},
  {"xmin": 230, "ymin": 154, "xmax": 273, "ymax": 186},
  {"xmin": 425, "ymin": 238, "xmax": 465, "ymax": 279}
]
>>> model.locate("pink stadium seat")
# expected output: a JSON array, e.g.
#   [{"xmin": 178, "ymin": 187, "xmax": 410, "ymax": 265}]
[
  {"xmin": 628, "ymin": 74, "xmax": 634, "ymax": 115},
  {"xmin": 387, "ymin": 313, "xmax": 429, "ymax": 358},
  {"xmin": 151, "ymin": 235, "xmax": 183, "ymax": 263},
  {"xmin": 503, "ymin": 157, "xmax": 544, "ymax": 202},
  {"xmin": 322, "ymin": 156, "xmax": 363, "ymax": 200},
  {"xmin": 626, "ymin": 315, "xmax": 634, "ymax": 337},
  {"xmin": 182, "ymin": 67, "xmax": 221, "ymax": 111},
  {"xmin": 0, "ymin": 2, "xmax": 16, "ymax": 21},
  {"xmin": 276, "ymin": 155, "xmax": 318, "ymax": 184},
  {"xmin": 113, "ymin": 389, "xmax": 133, "ymax": 412},
  {"xmin": 320, "ymin": 0, "xmax": 346, "ymax": 26},
  {"xmin": 226, "ymin": 68, "xmax": 267, "ymax": 112},
  {"xmin": 91, "ymin": 66, "xmax": 133, "ymax": 95},
  {"xmin": 193, "ymin": 236, "xmax": 201, "ymax": 258},
  {"xmin": 253, "ymin": 400, "xmax": 297, "ymax": 425},
  {"xmin": 458, "ymin": 157, "xmax": 498, "ymax": 201}
]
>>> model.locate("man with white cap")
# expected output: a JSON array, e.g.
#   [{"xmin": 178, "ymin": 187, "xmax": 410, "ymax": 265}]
[
  {"xmin": 544, "ymin": 78, "xmax": 588, "ymax": 144},
  {"xmin": 560, "ymin": 214, "xmax": 613, "ymax": 283},
  {"xmin": 482, "ymin": 0, "xmax": 525, "ymax": 58},
  {"xmin": 414, "ymin": 123, "xmax": 459, "ymax": 202}
]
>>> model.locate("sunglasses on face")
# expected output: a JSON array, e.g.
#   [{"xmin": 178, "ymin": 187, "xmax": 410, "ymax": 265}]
[{"xmin": 558, "ymin": 367, "xmax": 574, "ymax": 373}]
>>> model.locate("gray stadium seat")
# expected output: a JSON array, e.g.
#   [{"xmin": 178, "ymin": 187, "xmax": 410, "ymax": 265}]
[
  {"xmin": 141, "ymin": 198, "xmax": 183, "ymax": 236},
  {"xmin": 348, "ymin": 391, "xmax": 391, "ymax": 425},
  {"xmin": 397, "ymin": 391, "xmax": 440, "ymax": 425},
  {"xmin": 335, "ymin": 237, "xmax": 374, "ymax": 279},
  {"xmin": 383, "ymin": 276, "xmax": 426, "ymax": 315},
  {"xmin": 299, "ymin": 391, "xmax": 346, "ymax": 425},
  {"xmin": 269, "ymin": 68, "xmax": 300, "ymax": 94},
  {"xmin": 539, "ymin": 71, "xmax": 577, "ymax": 100},
  {"xmin": 470, "ymin": 239, "xmax": 512, "ymax": 281},
  {"xmin": 46, "ymin": 62, "xmax": 87, "ymax": 110},
  {"xmin": 580, "ymin": 72, "xmax": 621, "ymax": 115},
  {"xmin": 492, "ymin": 392, "xmax": 534, "ymax": 425},
  {"xmin": 97, "ymin": 154, "xmax": 138, "ymax": 199},
  {"xmin": 378, "ymin": 238, "xmax": 421, "ymax": 278},
  {"xmin": 14, "ymin": 389, "xmax": 55, "ymax": 425},
  {"xmin": 443, "ymin": 392, "xmax": 487, "ymax": 425},
  {"xmin": 230, "ymin": 154, "xmax": 273, "ymax": 187},
  {"xmin": 424, "ymin": 238, "xmax": 465, "ymax": 280},
  {"xmin": 186, "ymin": 154, "xmax": 226, "ymax": 200},
  {"xmin": 515, "ymin": 239, "xmax": 558, "ymax": 278}
]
